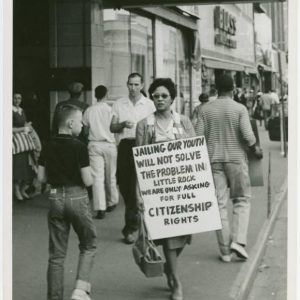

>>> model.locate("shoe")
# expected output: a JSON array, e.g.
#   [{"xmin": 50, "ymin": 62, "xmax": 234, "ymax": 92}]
[
  {"xmin": 219, "ymin": 254, "xmax": 232, "ymax": 263},
  {"xmin": 231, "ymin": 242, "xmax": 248, "ymax": 260},
  {"xmin": 124, "ymin": 233, "xmax": 135, "ymax": 244},
  {"xmin": 95, "ymin": 210, "xmax": 106, "ymax": 219},
  {"xmin": 70, "ymin": 289, "xmax": 91, "ymax": 300},
  {"xmin": 106, "ymin": 205, "xmax": 117, "ymax": 213},
  {"xmin": 171, "ymin": 283, "xmax": 183, "ymax": 300}
]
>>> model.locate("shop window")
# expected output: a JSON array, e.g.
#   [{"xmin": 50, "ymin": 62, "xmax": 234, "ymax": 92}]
[
  {"xmin": 103, "ymin": 9, "xmax": 153, "ymax": 100},
  {"xmin": 156, "ymin": 21, "xmax": 191, "ymax": 115}
]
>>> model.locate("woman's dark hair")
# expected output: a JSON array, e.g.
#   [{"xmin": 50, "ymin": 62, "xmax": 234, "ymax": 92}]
[{"xmin": 148, "ymin": 78, "xmax": 177, "ymax": 100}]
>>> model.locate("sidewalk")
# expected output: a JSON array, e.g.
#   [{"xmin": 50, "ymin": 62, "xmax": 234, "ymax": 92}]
[
  {"xmin": 12, "ymin": 126, "xmax": 288, "ymax": 300},
  {"xmin": 247, "ymin": 198, "xmax": 287, "ymax": 300}
]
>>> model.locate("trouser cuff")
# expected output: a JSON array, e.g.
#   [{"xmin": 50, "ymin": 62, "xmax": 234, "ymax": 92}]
[{"xmin": 75, "ymin": 279, "xmax": 91, "ymax": 293}]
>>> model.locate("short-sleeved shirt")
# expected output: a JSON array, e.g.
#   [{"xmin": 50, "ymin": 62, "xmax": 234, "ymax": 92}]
[
  {"xmin": 111, "ymin": 95, "xmax": 156, "ymax": 142},
  {"xmin": 260, "ymin": 93, "xmax": 274, "ymax": 110},
  {"xmin": 195, "ymin": 96, "xmax": 256, "ymax": 163},
  {"xmin": 38, "ymin": 134, "xmax": 89, "ymax": 187},
  {"xmin": 83, "ymin": 102, "xmax": 115, "ymax": 143}
]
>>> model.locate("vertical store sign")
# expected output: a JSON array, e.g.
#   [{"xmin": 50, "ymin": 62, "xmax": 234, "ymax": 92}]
[
  {"xmin": 133, "ymin": 137, "xmax": 222, "ymax": 240},
  {"xmin": 214, "ymin": 6, "xmax": 237, "ymax": 49}
]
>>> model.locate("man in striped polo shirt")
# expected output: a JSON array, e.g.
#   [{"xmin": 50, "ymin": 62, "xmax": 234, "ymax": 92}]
[{"xmin": 195, "ymin": 74, "xmax": 263, "ymax": 262}]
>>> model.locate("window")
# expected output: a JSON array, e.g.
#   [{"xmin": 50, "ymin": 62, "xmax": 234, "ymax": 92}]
[
  {"xmin": 103, "ymin": 9, "xmax": 153, "ymax": 100},
  {"xmin": 156, "ymin": 21, "xmax": 191, "ymax": 115}
]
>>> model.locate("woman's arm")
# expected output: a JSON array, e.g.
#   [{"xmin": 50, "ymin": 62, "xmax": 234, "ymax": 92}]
[
  {"xmin": 13, "ymin": 122, "xmax": 32, "ymax": 133},
  {"xmin": 13, "ymin": 127, "xmax": 26, "ymax": 133},
  {"xmin": 181, "ymin": 116, "xmax": 196, "ymax": 137}
]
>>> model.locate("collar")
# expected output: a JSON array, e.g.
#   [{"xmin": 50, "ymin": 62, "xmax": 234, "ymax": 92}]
[
  {"xmin": 217, "ymin": 96, "xmax": 232, "ymax": 100},
  {"xmin": 56, "ymin": 133, "xmax": 73, "ymax": 139},
  {"xmin": 147, "ymin": 110, "xmax": 181, "ymax": 126},
  {"xmin": 13, "ymin": 106, "xmax": 22, "ymax": 113},
  {"xmin": 121, "ymin": 95, "xmax": 149, "ymax": 105}
]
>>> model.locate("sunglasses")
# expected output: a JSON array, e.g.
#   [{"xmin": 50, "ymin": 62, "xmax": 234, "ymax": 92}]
[{"xmin": 152, "ymin": 93, "xmax": 170, "ymax": 100}]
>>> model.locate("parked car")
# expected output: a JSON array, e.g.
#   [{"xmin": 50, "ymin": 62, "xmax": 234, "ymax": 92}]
[{"xmin": 267, "ymin": 103, "xmax": 288, "ymax": 141}]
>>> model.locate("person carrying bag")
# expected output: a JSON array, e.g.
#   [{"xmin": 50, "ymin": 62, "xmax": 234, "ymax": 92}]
[{"xmin": 132, "ymin": 212, "xmax": 165, "ymax": 278}]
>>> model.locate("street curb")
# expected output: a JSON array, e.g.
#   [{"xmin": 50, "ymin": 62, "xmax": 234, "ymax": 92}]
[{"xmin": 229, "ymin": 178, "xmax": 287, "ymax": 300}]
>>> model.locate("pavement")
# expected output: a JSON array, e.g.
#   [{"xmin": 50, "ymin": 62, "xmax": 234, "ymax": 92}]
[
  {"xmin": 246, "ymin": 198, "xmax": 287, "ymax": 300},
  {"xmin": 12, "ymin": 125, "xmax": 288, "ymax": 300}
]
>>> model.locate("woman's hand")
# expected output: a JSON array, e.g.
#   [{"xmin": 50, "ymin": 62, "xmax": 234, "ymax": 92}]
[
  {"xmin": 137, "ymin": 200, "xmax": 145, "ymax": 213},
  {"xmin": 24, "ymin": 126, "xmax": 32, "ymax": 134},
  {"xmin": 24, "ymin": 122, "xmax": 33, "ymax": 133}
]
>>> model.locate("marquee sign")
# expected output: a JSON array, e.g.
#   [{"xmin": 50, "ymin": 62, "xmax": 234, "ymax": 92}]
[{"xmin": 214, "ymin": 6, "xmax": 237, "ymax": 49}]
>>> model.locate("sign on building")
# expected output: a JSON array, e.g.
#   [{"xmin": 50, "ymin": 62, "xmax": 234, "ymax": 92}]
[
  {"xmin": 133, "ymin": 136, "xmax": 222, "ymax": 240},
  {"xmin": 214, "ymin": 6, "xmax": 237, "ymax": 49}
]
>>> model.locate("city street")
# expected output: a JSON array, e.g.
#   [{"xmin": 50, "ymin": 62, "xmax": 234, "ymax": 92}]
[{"xmin": 13, "ymin": 125, "xmax": 287, "ymax": 300}]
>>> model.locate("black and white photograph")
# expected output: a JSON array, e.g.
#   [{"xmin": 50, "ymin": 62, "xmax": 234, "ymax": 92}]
[{"xmin": 1, "ymin": 0, "xmax": 296, "ymax": 299}]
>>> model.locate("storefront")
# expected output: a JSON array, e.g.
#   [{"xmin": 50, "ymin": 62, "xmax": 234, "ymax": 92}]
[
  {"xmin": 101, "ymin": 8, "xmax": 198, "ymax": 116},
  {"xmin": 197, "ymin": 4, "xmax": 257, "ymax": 93},
  {"xmin": 13, "ymin": 0, "xmax": 260, "ymax": 137}
]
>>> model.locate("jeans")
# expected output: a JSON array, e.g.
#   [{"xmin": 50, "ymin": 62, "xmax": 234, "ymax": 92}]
[
  {"xmin": 211, "ymin": 162, "xmax": 251, "ymax": 255},
  {"xmin": 47, "ymin": 186, "xmax": 97, "ymax": 300},
  {"xmin": 88, "ymin": 141, "xmax": 119, "ymax": 211}
]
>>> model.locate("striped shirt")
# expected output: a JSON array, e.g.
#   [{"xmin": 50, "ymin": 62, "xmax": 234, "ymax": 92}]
[{"xmin": 195, "ymin": 96, "xmax": 256, "ymax": 163}]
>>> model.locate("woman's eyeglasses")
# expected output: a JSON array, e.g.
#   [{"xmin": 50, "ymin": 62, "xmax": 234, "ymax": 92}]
[{"xmin": 152, "ymin": 93, "xmax": 170, "ymax": 100}]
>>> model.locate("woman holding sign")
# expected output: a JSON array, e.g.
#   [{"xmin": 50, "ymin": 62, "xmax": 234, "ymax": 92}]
[{"xmin": 136, "ymin": 78, "xmax": 195, "ymax": 300}]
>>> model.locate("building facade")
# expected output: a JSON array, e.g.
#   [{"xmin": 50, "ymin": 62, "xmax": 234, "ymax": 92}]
[{"xmin": 14, "ymin": 0, "xmax": 285, "ymax": 141}]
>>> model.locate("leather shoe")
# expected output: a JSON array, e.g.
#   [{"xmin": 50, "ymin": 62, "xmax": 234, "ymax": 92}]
[
  {"xmin": 231, "ymin": 242, "xmax": 248, "ymax": 260},
  {"xmin": 124, "ymin": 233, "xmax": 135, "ymax": 244},
  {"xmin": 219, "ymin": 254, "xmax": 232, "ymax": 263},
  {"xmin": 70, "ymin": 289, "xmax": 91, "ymax": 300},
  {"xmin": 95, "ymin": 210, "xmax": 106, "ymax": 219},
  {"xmin": 106, "ymin": 205, "xmax": 117, "ymax": 213}
]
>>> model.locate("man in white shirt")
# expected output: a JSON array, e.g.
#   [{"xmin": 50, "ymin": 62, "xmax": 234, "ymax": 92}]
[
  {"xmin": 83, "ymin": 85, "xmax": 119, "ymax": 220},
  {"xmin": 110, "ymin": 73, "xmax": 156, "ymax": 244},
  {"xmin": 270, "ymin": 89, "xmax": 280, "ymax": 104},
  {"xmin": 260, "ymin": 91, "xmax": 274, "ymax": 129}
]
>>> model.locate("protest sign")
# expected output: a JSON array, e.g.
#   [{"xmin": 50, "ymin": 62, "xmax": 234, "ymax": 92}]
[{"xmin": 133, "ymin": 136, "xmax": 222, "ymax": 240}]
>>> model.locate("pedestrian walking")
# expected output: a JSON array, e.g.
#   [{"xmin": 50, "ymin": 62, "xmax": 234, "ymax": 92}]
[
  {"xmin": 253, "ymin": 92, "xmax": 264, "ymax": 126},
  {"xmin": 38, "ymin": 105, "xmax": 96, "ymax": 300},
  {"xmin": 83, "ymin": 85, "xmax": 119, "ymax": 220},
  {"xmin": 136, "ymin": 78, "xmax": 195, "ymax": 300},
  {"xmin": 110, "ymin": 72, "xmax": 156, "ymax": 244},
  {"xmin": 195, "ymin": 74, "xmax": 263, "ymax": 262},
  {"xmin": 260, "ymin": 91, "xmax": 274, "ymax": 129}
]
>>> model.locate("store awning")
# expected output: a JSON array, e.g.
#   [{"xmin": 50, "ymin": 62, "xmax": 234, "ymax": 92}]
[
  {"xmin": 102, "ymin": 0, "xmax": 286, "ymax": 9},
  {"xmin": 203, "ymin": 57, "xmax": 256, "ymax": 73}
]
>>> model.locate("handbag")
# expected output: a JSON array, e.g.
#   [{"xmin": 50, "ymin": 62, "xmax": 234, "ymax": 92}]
[
  {"xmin": 13, "ymin": 131, "xmax": 36, "ymax": 155},
  {"xmin": 132, "ymin": 213, "xmax": 165, "ymax": 278}
]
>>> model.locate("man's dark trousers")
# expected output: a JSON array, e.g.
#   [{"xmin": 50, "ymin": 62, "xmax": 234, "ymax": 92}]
[{"xmin": 116, "ymin": 139, "xmax": 138, "ymax": 236}]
